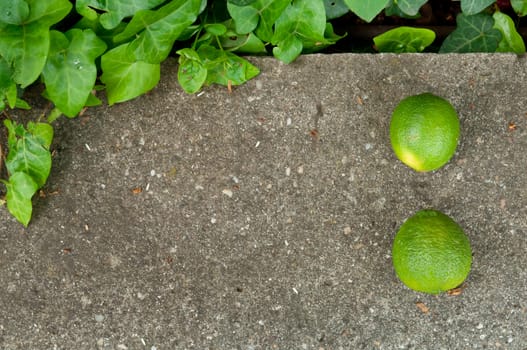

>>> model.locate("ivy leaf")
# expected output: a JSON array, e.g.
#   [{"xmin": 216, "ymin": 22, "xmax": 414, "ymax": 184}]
[
  {"xmin": 0, "ymin": 58, "xmax": 17, "ymax": 110},
  {"xmin": 0, "ymin": 22, "xmax": 49, "ymax": 88},
  {"xmin": 493, "ymin": 11, "xmax": 526, "ymax": 53},
  {"xmin": 27, "ymin": 122, "xmax": 54, "ymax": 150},
  {"xmin": 0, "ymin": 0, "xmax": 71, "ymax": 87},
  {"xmin": 42, "ymin": 29, "xmax": 107, "ymax": 117},
  {"xmin": 227, "ymin": 0, "xmax": 291, "ymax": 42},
  {"xmin": 177, "ymin": 48, "xmax": 208, "ymax": 94},
  {"xmin": 324, "ymin": 0, "xmax": 350, "ymax": 19},
  {"xmin": 0, "ymin": 0, "xmax": 30, "ymax": 25},
  {"xmin": 73, "ymin": 15, "xmax": 128, "ymax": 51},
  {"xmin": 385, "ymin": 1, "xmax": 421, "ymax": 18},
  {"xmin": 259, "ymin": 0, "xmax": 292, "ymax": 42},
  {"xmin": 75, "ymin": 0, "xmax": 166, "ymax": 30},
  {"xmin": 374, "ymin": 26, "xmax": 435, "ymax": 52},
  {"xmin": 226, "ymin": 2, "xmax": 260, "ymax": 34},
  {"xmin": 219, "ymin": 25, "xmax": 267, "ymax": 54},
  {"xmin": 100, "ymin": 44, "xmax": 160, "ymax": 105},
  {"xmin": 461, "ymin": 0, "xmax": 495, "ymax": 15},
  {"xmin": 512, "ymin": 0, "xmax": 527, "ymax": 16},
  {"xmin": 25, "ymin": 0, "xmax": 73, "ymax": 26},
  {"xmin": 439, "ymin": 13, "xmax": 502, "ymax": 53},
  {"xmin": 2, "ymin": 172, "xmax": 39, "ymax": 227},
  {"xmin": 4, "ymin": 120, "xmax": 53, "ymax": 188},
  {"xmin": 394, "ymin": 0, "xmax": 427, "ymax": 16},
  {"xmin": 273, "ymin": 35, "xmax": 303, "ymax": 63},
  {"xmin": 114, "ymin": 0, "xmax": 201, "ymax": 63},
  {"xmin": 271, "ymin": 0, "xmax": 329, "ymax": 63},
  {"xmin": 343, "ymin": 0, "xmax": 390, "ymax": 22},
  {"xmin": 228, "ymin": 0, "xmax": 258, "ymax": 5},
  {"xmin": 197, "ymin": 45, "xmax": 260, "ymax": 87}
]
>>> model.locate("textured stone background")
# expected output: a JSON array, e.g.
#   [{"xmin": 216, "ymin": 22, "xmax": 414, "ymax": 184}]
[{"xmin": 1, "ymin": 54, "xmax": 526, "ymax": 349}]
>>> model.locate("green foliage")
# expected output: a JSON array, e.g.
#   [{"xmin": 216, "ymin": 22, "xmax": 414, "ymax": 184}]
[
  {"xmin": 343, "ymin": 0, "xmax": 390, "ymax": 22},
  {"xmin": 461, "ymin": 0, "xmax": 496, "ymax": 15},
  {"xmin": 100, "ymin": 44, "xmax": 161, "ymax": 105},
  {"xmin": 2, "ymin": 120, "xmax": 53, "ymax": 226},
  {"xmin": 75, "ymin": 0, "xmax": 166, "ymax": 30},
  {"xmin": 440, "ymin": 13, "xmax": 502, "ymax": 53},
  {"xmin": 323, "ymin": 0, "xmax": 349, "ymax": 20},
  {"xmin": 0, "ymin": 0, "xmax": 72, "ymax": 87},
  {"xmin": 1, "ymin": 0, "xmax": 527, "ymax": 226},
  {"xmin": 512, "ymin": 0, "xmax": 527, "ymax": 16},
  {"xmin": 493, "ymin": 12, "xmax": 526, "ymax": 53},
  {"xmin": 42, "ymin": 29, "xmax": 107, "ymax": 117},
  {"xmin": 374, "ymin": 27, "xmax": 435, "ymax": 53},
  {"xmin": 271, "ymin": 0, "xmax": 340, "ymax": 63},
  {"xmin": 393, "ymin": 0, "xmax": 428, "ymax": 16}
]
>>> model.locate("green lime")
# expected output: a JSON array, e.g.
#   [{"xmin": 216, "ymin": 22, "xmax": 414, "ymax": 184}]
[
  {"xmin": 392, "ymin": 209, "xmax": 472, "ymax": 294},
  {"xmin": 390, "ymin": 93, "xmax": 460, "ymax": 172}
]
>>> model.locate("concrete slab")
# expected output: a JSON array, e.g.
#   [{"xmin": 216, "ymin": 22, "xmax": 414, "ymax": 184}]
[{"xmin": 1, "ymin": 53, "xmax": 527, "ymax": 349}]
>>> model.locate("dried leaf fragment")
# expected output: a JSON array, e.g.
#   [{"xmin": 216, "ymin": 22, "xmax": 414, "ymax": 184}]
[
  {"xmin": 447, "ymin": 285, "xmax": 465, "ymax": 296},
  {"xmin": 132, "ymin": 187, "xmax": 143, "ymax": 194},
  {"xmin": 309, "ymin": 128, "xmax": 319, "ymax": 141},
  {"xmin": 415, "ymin": 301, "xmax": 429, "ymax": 314},
  {"xmin": 356, "ymin": 96, "xmax": 364, "ymax": 105}
]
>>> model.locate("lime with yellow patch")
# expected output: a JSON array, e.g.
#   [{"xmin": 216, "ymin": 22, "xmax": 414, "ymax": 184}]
[
  {"xmin": 390, "ymin": 93, "xmax": 460, "ymax": 172},
  {"xmin": 392, "ymin": 209, "xmax": 472, "ymax": 294}
]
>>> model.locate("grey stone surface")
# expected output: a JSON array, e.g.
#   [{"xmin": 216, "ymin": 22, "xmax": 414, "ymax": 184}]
[{"xmin": 1, "ymin": 53, "xmax": 527, "ymax": 349}]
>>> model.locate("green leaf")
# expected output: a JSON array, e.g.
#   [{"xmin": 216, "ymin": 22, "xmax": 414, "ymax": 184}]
[
  {"xmin": 27, "ymin": 122, "xmax": 54, "ymax": 149},
  {"xmin": 0, "ymin": 22, "xmax": 49, "ymax": 87},
  {"xmin": 302, "ymin": 22, "xmax": 345, "ymax": 53},
  {"xmin": 75, "ymin": 0, "xmax": 166, "ymax": 30},
  {"xmin": 205, "ymin": 23, "xmax": 228, "ymax": 36},
  {"xmin": 4, "ymin": 119, "xmax": 18, "ymax": 149},
  {"xmin": 6, "ymin": 85, "xmax": 18, "ymax": 108},
  {"xmin": 324, "ymin": 0, "xmax": 350, "ymax": 19},
  {"xmin": 439, "ymin": 13, "xmax": 502, "ymax": 53},
  {"xmin": 85, "ymin": 92, "xmax": 102, "ymax": 107},
  {"xmin": 42, "ymin": 29, "xmax": 107, "ymax": 117},
  {"xmin": 73, "ymin": 15, "xmax": 128, "ymax": 51},
  {"xmin": 228, "ymin": 0, "xmax": 258, "ymax": 5},
  {"xmin": 493, "ymin": 11, "xmax": 526, "ymax": 53},
  {"xmin": 116, "ymin": 0, "xmax": 201, "ymax": 63},
  {"xmin": 273, "ymin": 35, "xmax": 303, "ymax": 63},
  {"xmin": 272, "ymin": 35, "xmax": 303, "ymax": 63},
  {"xmin": 343, "ymin": 0, "xmax": 390, "ymax": 22},
  {"xmin": 271, "ymin": 0, "xmax": 332, "ymax": 63},
  {"xmin": 219, "ymin": 29, "xmax": 267, "ymax": 54},
  {"xmin": 24, "ymin": 0, "xmax": 72, "ymax": 26},
  {"xmin": 0, "ymin": 0, "xmax": 71, "ymax": 87},
  {"xmin": 15, "ymin": 98, "xmax": 31, "ymax": 110},
  {"xmin": 3, "ymin": 172, "xmax": 39, "ymax": 227},
  {"xmin": 374, "ymin": 26, "xmax": 435, "ymax": 52},
  {"xmin": 512, "ymin": 0, "xmax": 527, "ymax": 16},
  {"xmin": 461, "ymin": 0, "xmax": 495, "ymax": 15},
  {"xmin": 394, "ymin": 0, "xmax": 427, "ymax": 16},
  {"xmin": 0, "ymin": 0, "xmax": 29, "ymax": 25},
  {"xmin": 254, "ymin": 0, "xmax": 291, "ymax": 42},
  {"xmin": 227, "ymin": 2, "xmax": 260, "ymax": 34},
  {"xmin": 4, "ymin": 120, "xmax": 53, "ymax": 188},
  {"xmin": 100, "ymin": 44, "xmax": 160, "ymax": 105},
  {"xmin": 46, "ymin": 107, "xmax": 63, "ymax": 123},
  {"xmin": 385, "ymin": 1, "xmax": 421, "ymax": 18},
  {"xmin": 177, "ymin": 48, "xmax": 208, "ymax": 94},
  {"xmin": 197, "ymin": 45, "xmax": 260, "ymax": 87},
  {"xmin": 0, "ymin": 57, "xmax": 16, "ymax": 107}
]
